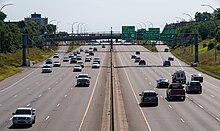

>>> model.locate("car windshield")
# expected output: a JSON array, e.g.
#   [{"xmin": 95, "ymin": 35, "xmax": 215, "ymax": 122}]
[
  {"xmin": 169, "ymin": 84, "xmax": 183, "ymax": 89},
  {"xmin": 160, "ymin": 79, "xmax": 168, "ymax": 82},
  {"xmin": 144, "ymin": 92, "xmax": 156, "ymax": 97},
  {"xmin": 43, "ymin": 65, "xmax": 51, "ymax": 68},
  {"xmin": 78, "ymin": 74, "xmax": 89, "ymax": 78},
  {"xmin": 15, "ymin": 109, "xmax": 31, "ymax": 115},
  {"xmin": 190, "ymin": 82, "xmax": 201, "ymax": 86}
]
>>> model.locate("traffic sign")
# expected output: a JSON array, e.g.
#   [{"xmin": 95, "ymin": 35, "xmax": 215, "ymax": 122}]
[
  {"xmin": 122, "ymin": 26, "xmax": 136, "ymax": 40},
  {"xmin": 144, "ymin": 31, "xmax": 160, "ymax": 40},
  {"xmin": 160, "ymin": 34, "xmax": 175, "ymax": 40}
]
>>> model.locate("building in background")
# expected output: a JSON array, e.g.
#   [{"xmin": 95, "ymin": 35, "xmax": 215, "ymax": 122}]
[{"xmin": 24, "ymin": 12, "xmax": 48, "ymax": 25}]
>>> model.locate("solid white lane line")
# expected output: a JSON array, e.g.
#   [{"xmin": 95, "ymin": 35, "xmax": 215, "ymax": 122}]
[
  {"xmin": 27, "ymin": 104, "xmax": 30, "ymax": 107},
  {"xmin": 118, "ymin": 54, "xmax": 152, "ymax": 131},
  {"xmin": 46, "ymin": 116, "xmax": 50, "ymax": 120},
  {"xmin": 0, "ymin": 69, "xmax": 38, "ymax": 93},
  {"xmin": 180, "ymin": 118, "xmax": 185, "ymax": 123},
  {"xmin": 57, "ymin": 104, "xmax": 60, "ymax": 107},
  {"xmin": 78, "ymin": 54, "xmax": 103, "ymax": 131},
  {"xmin": 168, "ymin": 105, "xmax": 172, "ymax": 108}
]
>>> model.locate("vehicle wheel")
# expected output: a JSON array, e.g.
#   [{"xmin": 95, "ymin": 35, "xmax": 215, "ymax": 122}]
[
  {"xmin": 33, "ymin": 118, "xmax": 36, "ymax": 124},
  {"xmin": 199, "ymin": 91, "xmax": 202, "ymax": 94},
  {"xmin": 139, "ymin": 103, "xmax": 143, "ymax": 107}
]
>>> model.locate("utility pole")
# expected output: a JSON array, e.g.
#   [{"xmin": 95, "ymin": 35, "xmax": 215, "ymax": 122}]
[{"xmin": 22, "ymin": 34, "xmax": 27, "ymax": 66}]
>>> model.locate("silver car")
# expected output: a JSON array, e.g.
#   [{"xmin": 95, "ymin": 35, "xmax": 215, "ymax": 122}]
[
  {"xmin": 42, "ymin": 65, "xmax": 52, "ymax": 73},
  {"xmin": 139, "ymin": 90, "xmax": 158, "ymax": 106}
]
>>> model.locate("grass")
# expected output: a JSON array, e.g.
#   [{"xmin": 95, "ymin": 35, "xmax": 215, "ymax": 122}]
[
  {"xmin": 0, "ymin": 47, "xmax": 57, "ymax": 81},
  {"xmin": 143, "ymin": 45, "xmax": 158, "ymax": 52},
  {"xmin": 171, "ymin": 39, "xmax": 220, "ymax": 79},
  {"xmin": 67, "ymin": 46, "xmax": 80, "ymax": 53}
]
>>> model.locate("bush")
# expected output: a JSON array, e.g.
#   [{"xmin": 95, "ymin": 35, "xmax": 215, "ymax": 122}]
[
  {"xmin": 217, "ymin": 44, "xmax": 220, "ymax": 51},
  {"xmin": 208, "ymin": 41, "xmax": 215, "ymax": 50},
  {"xmin": 203, "ymin": 43, "xmax": 207, "ymax": 48}
]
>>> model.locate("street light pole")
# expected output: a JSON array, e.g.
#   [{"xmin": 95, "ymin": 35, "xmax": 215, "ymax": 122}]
[
  {"xmin": 146, "ymin": 21, "xmax": 153, "ymax": 28},
  {"xmin": 182, "ymin": 13, "xmax": 193, "ymax": 21},
  {"xmin": 0, "ymin": 4, "xmax": 13, "ymax": 11},
  {"xmin": 49, "ymin": 19, "xmax": 56, "ymax": 24},
  {"xmin": 56, "ymin": 21, "xmax": 61, "ymax": 34},
  {"xmin": 201, "ymin": 4, "xmax": 217, "ymax": 63},
  {"xmin": 71, "ymin": 22, "xmax": 78, "ymax": 35}
]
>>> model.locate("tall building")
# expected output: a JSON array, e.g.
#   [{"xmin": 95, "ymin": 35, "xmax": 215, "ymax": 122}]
[{"xmin": 24, "ymin": 12, "xmax": 48, "ymax": 25}]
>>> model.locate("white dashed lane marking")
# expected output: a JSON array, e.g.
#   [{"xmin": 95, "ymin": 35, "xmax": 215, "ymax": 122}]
[
  {"xmin": 180, "ymin": 118, "xmax": 185, "ymax": 123},
  {"xmin": 38, "ymin": 94, "xmax": 42, "ymax": 98},
  {"xmin": 57, "ymin": 104, "xmax": 60, "ymax": 107},
  {"xmin": 46, "ymin": 116, "xmax": 50, "ymax": 120},
  {"xmin": 27, "ymin": 104, "xmax": 30, "ymax": 107},
  {"xmin": 168, "ymin": 105, "xmax": 172, "ymax": 108}
]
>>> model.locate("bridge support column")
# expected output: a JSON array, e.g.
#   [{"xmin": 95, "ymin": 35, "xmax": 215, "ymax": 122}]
[
  {"xmin": 194, "ymin": 34, "xmax": 199, "ymax": 63},
  {"xmin": 22, "ymin": 34, "xmax": 27, "ymax": 66}
]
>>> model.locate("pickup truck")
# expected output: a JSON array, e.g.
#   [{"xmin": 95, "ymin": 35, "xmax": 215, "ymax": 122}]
[
  {"xmin": 166, "ymin": 83, "xmax": 185, "ymax": 101},
  {"xmin": 12, "ymin": 107, "xmax": 36, "ymax": 127}
]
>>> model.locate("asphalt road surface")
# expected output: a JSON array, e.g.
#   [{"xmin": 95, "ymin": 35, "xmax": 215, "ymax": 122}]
[
  {"xmin": 114, "ymin": 44, "xmax": 220, "ymax": 131},
  {"xmin": 0, "ymin": 45, "xmax": 110, "ymax": 131}
]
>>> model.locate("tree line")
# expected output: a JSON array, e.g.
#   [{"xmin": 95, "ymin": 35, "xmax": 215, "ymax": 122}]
[
  {"xmin": 0, "ymin": 11, "xmax": 56, "ymax": 53},
  {"xmin": 163, "ymin": 8, "xmax": 220, "ymax": 49}
]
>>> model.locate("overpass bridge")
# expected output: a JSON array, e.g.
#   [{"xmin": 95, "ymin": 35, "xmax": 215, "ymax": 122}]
[{"xmin": 44, "ymin": 32, "xmax": 122, "ymax": 42}]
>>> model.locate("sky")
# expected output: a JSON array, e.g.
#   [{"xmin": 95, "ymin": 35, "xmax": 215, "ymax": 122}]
[{"xmin": 0, "ymin": 0, "xmax": 220, "ymax": 33}]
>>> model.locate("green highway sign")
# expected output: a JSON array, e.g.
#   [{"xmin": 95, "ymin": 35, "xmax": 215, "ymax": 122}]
[
  {"xmin": 160, "ymin": 34, "xmax": 175, "ymax": 40},
  {"xmin": 122, "ymin": 26, "xmax": 136, "ymax": 40},
  {"xmin": 148, "ymin": 28, "xmax": 160, "ymax": 33}
]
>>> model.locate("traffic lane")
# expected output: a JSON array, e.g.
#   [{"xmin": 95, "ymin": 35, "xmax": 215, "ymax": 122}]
[
  {"xmin": 117, "ymin": 45, "xmax": 220, "ymax": 130},
  {"xmin": 29, "ymin": 47, "xmax": 109, "ymax": 130},
  {"xmin": 0, "ymin": 45, "xmax": 104, "ymax": 129},
  {"xmin": 117, "ymin": 52, "xmax": 191, "ymax": 131},
  {"xmin": 139, "ymin": 45, "xmax": 220, "ymax": 120}
]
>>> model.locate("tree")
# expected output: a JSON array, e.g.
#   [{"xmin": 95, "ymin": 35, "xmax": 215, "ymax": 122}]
[
  {"xmin": 213, "ymin": 8, "xmax": 220, "ymax": 20},
  {"xmin": 0, "ymin": 11, "xmax": 6, "ymax": 21},
  {"xmin": 215, "ymin": 30, "xmax": 220, "ymax": 42}
]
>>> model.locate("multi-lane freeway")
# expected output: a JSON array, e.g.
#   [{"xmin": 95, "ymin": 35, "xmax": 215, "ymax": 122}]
[{"xmin": 0, "ymin": 43, "xmax": 220, "ymax": 131}]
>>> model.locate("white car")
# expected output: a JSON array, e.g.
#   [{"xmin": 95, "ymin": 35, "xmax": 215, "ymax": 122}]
[
  {"xmin": 73, "ymin": 65, "xmax": 82, "ymax": 72},
  {"xmin": 53, "ymin": 53, "xmax": 59, "ymax": 58},
  {"xmin": 76, "ymin": 74, "xmax": 91, "ymax": 86},
  {"xmin": 42, "ymin": 65, "xmax": 52, "ymax": 73},
  {"xmin": 92, "ymin": 61, "xmax": 100, "ymax": 68},
  {"xmin": 12, "ymin": 107, "xmax": 36, "ymax": 127},
  {"xmin": 53, "ymin": 61, "xmax": 61, "ymax": 67}
]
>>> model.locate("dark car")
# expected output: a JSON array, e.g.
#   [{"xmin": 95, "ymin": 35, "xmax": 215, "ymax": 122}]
[
  {"xmin": 102, "ymin": 45, "xmax": 105, "ymax": 48},
  {"xmin": 45, "ymin": 58, "xmax": 53, "ymax": 64},
  {"xmin": 63, "ymin": 57, "xmax": 69, "ymax": 62},
  {"xmin": 135, "ymin": 51, "xmax": 140, "ymax": 55},
  {"xmin": 164, "ymin": 48, "xmax": 169, "ymax": 52},
  {"xmin": 186, "ymin": 81, "xmax": 202, "ymax": 94},
  {"xmin": 80, "ymin": 48, "xmax": 83, "ymax": 52},
  {"xmin": 70, "ymin": 57, "xmax": 77, "ymax": 64},
  {"xmin": 139, "ymin": 90, "xmax": 158, "ymax": 106},
  {"xmin": 89, "ymin": 51, "xmax": 94, "ymax": 56},
  {"xmin": 93, "ymin": 47, "xmax": 98, "ymax": 51},
  {"xmin": 163, "ymin": 60, "xmax": 171, "ymax": 67},
  {"xmin": 139, "ymin": 60, "xmax": 146, "ymax": 65},
  {"xmin": 131, "ymin": 54, "xmax": 136, "ymax": 59},
  {"xmin": 168, "ymin": 56, "xmax": 174, "ymax": 61},
  {"xmin": 135, "ymin": 57, "xmax": 141, "ymax": 63},
  {"xmin": 156, "ymin": 78, "xmax": 169, "ymax": 88}
]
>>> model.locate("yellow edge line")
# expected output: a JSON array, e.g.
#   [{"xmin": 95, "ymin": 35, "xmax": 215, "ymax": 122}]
[
  {"xmin": 118, "ymin": 52, "xmax": 152, "ymax": 131},
  {"xmin": 78, "ymin": 53, "xmax": 105, "ymax": 131}
]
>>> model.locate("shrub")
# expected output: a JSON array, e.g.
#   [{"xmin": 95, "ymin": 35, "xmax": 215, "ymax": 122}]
[
  {"xmin": 217, "ymin": 44, "xmax": 220, "ymax": 51},
  {"xmin": 203, "ymin": 43, "xmax": 207, "ymax": 48},
  {"xmin": 208, "ymin": 41, "xmax": 215, "ymax": 50}
]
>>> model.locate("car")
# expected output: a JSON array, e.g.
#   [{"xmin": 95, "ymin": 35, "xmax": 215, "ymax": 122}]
[
  {"xmin": 139, "ymin": 90, "xmax": 158, "ymax": 106},
  {"xmin": 42, "ymin": 65, "xmax": 52, "ymax": 73},
  {"xmin": 164, "ymin": 48, "xmax": 169, "ymax": 52},
  {"xmin": 163, "ymin": 60, "xmax": 171, "ymax": 67},
  {"xmin": 93, "ymin": 57, "xmax": 100, "ymax": 64},
  {"xmin": 80, "ymin": 48, "xmax": 83, "ymax": 52},
  {"xmin": 85, "ymin": 49, "xmax": 89, "ymax": 53},
  {"xmin": 92, "ymin": 61, "xmax": 100, "ymax": 68},
  {"xmin": 76, "ymin": 74, "xmax": 91, "ymax": 86},
  {"xmin": 76, "ymin": 56, "xmax": 82, "ymax": 60},
  {"xmin": 12, "ymin": 107, "xmax": 36, "ymax": 127},
  {"xmin": 63, "ymin": 57, "xmax": 69, "ymax": 62},
  {"xmin": 73, "ymin": 65, "xmax": 82, "ymax": 72},
  {"xmin": 85, "ymin": 57, "xmax": 91, "ymax": 62},
  {"xmin": 135, "ymin": 51, "xmax": 140, "ymax": 55},
  {"xmin": 156, "ymin": 78, "xmax": 169, "ymax": 88},
  {"xmin": 168, "ymin": 56, "xmax": 174, "ymax": 61},
  {"xmin": 89, "ymin": 51, "xmax": 94, "ymax": 56},
  {"xmin": 93, "ymin": 47, "xmax": 98, "ymax": 51},
  {"xmin": 191, "ymin": 73, "xmax": 203, "ymax": 82},
  {"xmin": 77, "ymin": 60, "xmax": 84, "ymax": 68},
  {"xmin": 73, "ymin": 51, "xmax": 77, "ymax": 56},
  {"xmin": 139, "ymin": 60, "xmax": 146, "ymax": 65},
  {"xmin": 185, "ymin": 81, "xmax": 202, "ymax": 94},
  {"xmin": 76, "ymin": 50, "xmax": 80, "ymax": 54},
  {"xmin": 53, "ymin": 61, "xmax": 61, "ymax": 67},
  {"xmin": 102, "ymin": 45, "xmax": 105, "ymax": 48},
  {"xmin": 89, "ymin": 47, "xmax": 93, "ymax": 52},
  {"xmin": 131, "ymin": 54, "xmax": 136, "ymax": 59},
  {"xmin": 69, "ymin": 53, "xmax": 74, "ymax": 58},
  {"xmin": 135, "ymin": 56, "xmax": 141, "ymax": 63},
  {"xmin": 53, "ymin": 54, "xmax": 59, "ymax": 58},
  {"xmin": 70, "ymin": 57, "xmax": 77, "ymax": 64},
  {"xmin": 45, "ymin": 58, "xmax": 53, "ymax": 64}
]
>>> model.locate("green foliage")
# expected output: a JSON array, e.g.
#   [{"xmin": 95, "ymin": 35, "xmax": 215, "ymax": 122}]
[
  {"xmin": 195, "ymin": 12, "xmax": 212, "ymax": 22},
  {"xmin": 203, "ymin": 43, "xmax": 207, "ymax": 48},
  {"xmin": 208, "ymin": 41, "xmax": 215, "ymax": 50},
  {"xmin": 0, "ymin": 11, "xmax": 7, "ymax": 21}
]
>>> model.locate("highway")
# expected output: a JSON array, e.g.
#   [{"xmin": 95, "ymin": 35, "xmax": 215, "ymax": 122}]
[
  {"xmin": 0, "ymin": 43, "xmax": 220, "ymax": 131},
  {"xmin": 0, "ymin": 45, "xmax": 111, "ymax": 131},
  {"xmin": 114, "ymin": 44, "xmax": 220, "ymax": 131}
]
